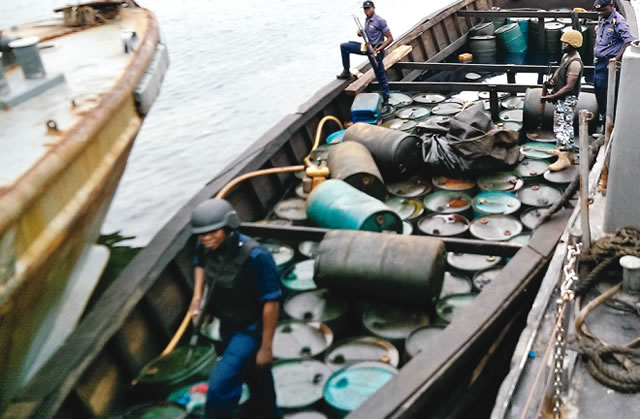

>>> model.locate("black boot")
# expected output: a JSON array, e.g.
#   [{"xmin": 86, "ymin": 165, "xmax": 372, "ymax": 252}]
[{"xmin": 336, "ymin": 69, "xmax": 353, "ymax": 80}]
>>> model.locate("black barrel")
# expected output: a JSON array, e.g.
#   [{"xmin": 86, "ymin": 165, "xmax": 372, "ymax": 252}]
[
  {"xmin": 469, "ymin": 35, "xmax": 497, "ymax": 63},
  {"xmin": 523, "ymin": 88, "xmax": 599, "ymax": 133},
  {"xmin": 327, "ymin": 141, "xmax": 386, "ymax": 201},
  {"xmin": 544, "ymin": 21, "xmax": 565, "ymax": 58},
  {"xmin": 343, "ymin": 123, "xmax": 421, "ymax": 180},
  {"xmin": 314, "ymin": 230, "xmax": 446, "ymax": 307}
]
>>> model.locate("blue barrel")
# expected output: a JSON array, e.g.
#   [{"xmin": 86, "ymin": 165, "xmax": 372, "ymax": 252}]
[
  {"xmin": 495, "ymin": 23, "xmax": 527, "ymax": 53},
  {"xmin": 306, "ymin": 180, "xmax": 402, "ymax": 232},
  {"xmin": 472, "ymin": 191, "xmax": 521, "ymax": 217},
  {"xmin": 324, "ymin": 361, "xmax": 397, "ymax": 416}
]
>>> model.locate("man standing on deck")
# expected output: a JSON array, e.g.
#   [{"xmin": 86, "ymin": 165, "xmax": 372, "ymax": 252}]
[
  {"xmin": 592, "ymin": 0, "xmax": 635, "ymax": 121},
  {"xmin": 190, "ymin": 199, "xmax": 282, "ymax": 419},
  {"xmin": 337, "ymin": 1, "xmax": 393, "ymax": 107},
  {"xmin": 541, "ymin": 30, "xmax": 585, "ymax": 172}
]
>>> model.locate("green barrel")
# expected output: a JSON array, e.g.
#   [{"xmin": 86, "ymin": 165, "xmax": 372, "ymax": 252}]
[
  {"xmin": 134, "ymin": 344, "xmax": 217, "ymax": 397},
  {"xmin": 275, "ymin": 198, "xmax": 308, "ymax": 223},
  {"xmin": 314, "ymin": 230, "xmax": 446, "ymax": 306},
  {"xmin": 395, "ymin": 106, "xmax": 430, "ymax": 120},
  {"xmin": 511, "ymin": 18, "xmax": 529, "ymax": 40},
  {"xmin": 388, "ymin": 92, "xmax": 413, "ymax": 108},
  {"xmin": 121, "ymin": 402, "xmax": 187, "ymax": 418},
  {"xmin": 404, "ymin": 325, "xmax": 446, "ymax": 360},
  {"xmin": 280, "ymin": 259, "xmax": 317, "ymax": 293},
  {"xmin": 472, "ymin": 191, "xmax": 521, "ymax": 217},
  {"xmin": 435, "ymin": 293, "xmax": 477, "ymax": 324},
  {"xmin": 324, "ymin": 336, "xmax": 400, "ymax": 371},
  {"xmin": 298, "ymin": 241, "xmax": 320, "ymax": 259},
  {"xmin": 499, "ymin": 109, "xmax": 523, "ymax": 123},
  {"xmin": 272, "ymin": 359, "xmax": 332, "ymax": 410},
  {"xmin": 306, "ymin": 180, "xmax": 401, "ymax": 233},
  {"xmin": 327, "ymin": 142, "xmax": 387, "ymax": 201},
  {"xmin": 469, "ymin": 35, "xmax": 497, "ymax": 64},
  {"xmin": 324, "ymin": 362, "xmax": 397, "ymax": 416},
  {"xmin": 495, "ymin": 23, "xmax": 527, "ymax": 53},
  {"xmin": 273, "ymin": 320, "xmax": 333, "ymax": 360}
]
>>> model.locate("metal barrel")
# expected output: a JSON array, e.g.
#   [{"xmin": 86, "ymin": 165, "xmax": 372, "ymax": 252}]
[
  {"xmin": 469, "ymin": 21, "xmax": 495, "ymax": 37},
  {"xmin": 439, "ymin": 271, "xmax": 473, "ymax": 299},
  {"xmin": 469, "ymin": 215, "xmax": 523, "ymax": 241},
  {"xmin": 562, "ymin": 25, "xmax": 589, "ymax": 61},
  {"xmin": 272, "ymin": 359, "xmax": 332, "ymax": 411},
  {"xmin": 283, "ymin": 289, "xmax": 351, "ymax": 338},
  {"xmin": 343, "ymin": 123, "xmax": 421, "ymax": 180},
  {"xmin": 472, "ymin": 191, "xmax": 521, "ymax": 217},
  {"xmin": 404, "ymin": 325, "xmax": 445, "ymax": 360},
  {"xmin": 477, "ymin": 171, "xmax": 524, "ymax": 193},
  {"xmin": 417, "ymin": 213, "xmax": 470, "ymax": 238},
  {"xmin": 469, "ymin": 35, "xmax": 497, "ymax": 64},
  {"xmin": 544, "ymin": 21, "xmax": 565, "ymax": 58},
  {"xmin": 517, "ymin": 183, "xmax": 562, "ymax": 208},
  {"xmin": 361, "ymin": 303, "xmax": 431, "ymax": 349},
  {"xmin": 283, "ymin": 411, "xmax": 328, "ymax": 419},
  {"xmin": 446, "ymin": 252, "xmax": 502, "ymax": 274},
  {"xmin": 435, "ymin": 293, "xmax": 477, "ymax": 324},
  {"xmin": 327, "ymin": 142, "xmax": 386, "ymax": 201},
  {"xmin": 273, "ymin": 320, "xmax": 333, "ymax": 360},
  {"xmin": 280, "ymin": 259, "xmax": 318, "ymax": 294},
  {"xmin": 314, "ymin": 230, "xmax": 446, "ymax": 306},
  {"xmin": 523, "ymin": 88, "xmax": 598, "ymax": 133},
  {"xmin": 262, "ymin": 242, "xmax": 295, "ymax": 273},
  {"xmin": 324, "ymin": 362, "xmax": 397, "ymax": 416},
  {"xmin": 472, "ymin": 266, "xmax": 504, "ymax": 292},
  {"xmin": 495, "ymin": 23, "xmax": 527, "ymax": 54},
  {"xmin": 306, "ymin": 180, "xmax": 402, "ymax": 233},
  {"xmin": 324, "ymin": 336, "xmax": 400, "ymax": 371},
  {"xmin": 8, "ymin": 36, "xmax": 45, "ymax": 79}
]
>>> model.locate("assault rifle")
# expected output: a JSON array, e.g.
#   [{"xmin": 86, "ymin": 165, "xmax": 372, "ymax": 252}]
[{"xmin": 353, "ymin": 15, "xmax": 381, "ymax": 72}]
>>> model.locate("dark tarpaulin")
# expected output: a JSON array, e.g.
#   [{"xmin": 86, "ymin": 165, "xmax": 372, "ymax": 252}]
[{"xmin": 421, "ymin": 102, "xmax": 520, "ymax": 176}]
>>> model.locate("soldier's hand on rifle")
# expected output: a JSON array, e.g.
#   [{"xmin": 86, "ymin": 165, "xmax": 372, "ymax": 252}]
[{"xmin": 357, "ymin": 29, "xmax": 363, "ymax": 37}]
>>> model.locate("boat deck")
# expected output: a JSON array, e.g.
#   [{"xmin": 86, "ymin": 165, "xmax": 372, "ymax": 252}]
[{"xmin": 0, "ymin": 8, "xmax": 149, "ymax": 187}]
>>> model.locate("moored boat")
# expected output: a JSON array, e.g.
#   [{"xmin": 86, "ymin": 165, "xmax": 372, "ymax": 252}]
[
  {"xmin": 6, "ymin": 0, "xmax": 634, "ymax": 418},
  {"xmin": 0, "ymin": 0, "xmax": 167, "ymax": 412}
]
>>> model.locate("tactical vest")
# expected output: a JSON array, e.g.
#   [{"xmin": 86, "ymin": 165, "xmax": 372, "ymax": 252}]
[
  {"xmin": 552, "ymin": 54, "xmax": 583, "ymax": 99},
  {"xmin": 202, "ymin": 235, "xmax": 262, "ymax": 332}
]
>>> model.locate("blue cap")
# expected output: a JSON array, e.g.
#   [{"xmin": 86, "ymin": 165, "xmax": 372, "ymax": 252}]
[{"xmin": 593, "ymin": 0, "xmax": 612, "ymax": 9}]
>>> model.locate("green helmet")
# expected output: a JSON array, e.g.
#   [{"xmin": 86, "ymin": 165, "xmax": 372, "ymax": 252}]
[{"xmin": 191, "ymin": 199, "xmax": 241, "ymax": 234}]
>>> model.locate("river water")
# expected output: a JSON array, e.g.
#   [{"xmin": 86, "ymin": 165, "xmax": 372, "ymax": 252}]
[{"xmin": 3, "ymin": 0, "xmax": 452, "ymax": 246}]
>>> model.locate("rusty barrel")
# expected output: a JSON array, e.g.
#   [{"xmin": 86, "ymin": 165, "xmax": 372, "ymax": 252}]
[{"xmin": 327, "ymin": 141, "xmax": 386, "ymax": 201}]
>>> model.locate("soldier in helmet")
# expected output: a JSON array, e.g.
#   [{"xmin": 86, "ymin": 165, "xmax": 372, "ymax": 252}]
[
  {"xmin": 541, "ymin": 29, "xmax": 585, "ymax": 172},
  {"xmin": 190, "ymin": 199, "xmax": 281, "ymax": 419}
]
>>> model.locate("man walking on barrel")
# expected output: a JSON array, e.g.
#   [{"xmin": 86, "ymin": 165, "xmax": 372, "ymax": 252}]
[
  {"xmin": 337, "ymin": 1, "xmax": 393, "ymax": 107},
  {"xmin": 541, "ymin": 29, "xmax": 584, "ymax": 172}
]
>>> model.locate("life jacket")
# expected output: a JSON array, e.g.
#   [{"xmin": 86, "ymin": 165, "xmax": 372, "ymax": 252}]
[
  {"xmin": 552, "ymin": 54, "xmax": 583, "ymax": 99},
  {"xmin": 202, "ymin": 234, "xmax": 262, "ymax": 332}
]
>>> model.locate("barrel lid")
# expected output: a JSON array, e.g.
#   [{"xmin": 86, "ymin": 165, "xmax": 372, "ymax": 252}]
[
  {"xmin": 413, "ymin": 93, "xmax": 446, "ymax": 105},
  {"xmin": 447, "ymin": 252, "xmax": 501, "ymax": 272},
  {"xmin": 281, "ymin": 259, "xmax": 317, "ymax": 292},
  {"xmin": 508, "ymin": 232, "xmax": 531, "ymax": 246},
  {"xmin": 496, "ymin": 121, "xmax": 522, "ymax": 131},
  {"xmin": 465, "ymin": 72, "xmax": 482, "ymax": 81},
  {"xmin": 501, "ymin": 96, "xmax": 525, "ymax": 110},
  {"xmin": 325, "ymin": 336, "xmax": 400, "ymax": 371},
  {"xmin": 387, "ymin": 176, "xmax": 432, "ymax": 198},
  {"xmin": 436, "ymin": 293, "xmax": 476, "ymax": 323},
  {"xmin": 9, "ymin": 36, "xmax": 40, "ymax": 49},
  {"xmin": 122, "ymin": 402, "xmax": 187, "ymax": 418},
  {"xmin": 431, "ymin": 101, "xmax": 464, "ymax": 116},
  {"xmin": 495, "ymin": 22, "xmax": 519, "ymax": 34},
  {"xmin": 284, "ymin": 289, "xmax": 349, "ymax": 323},
  {"xmin": 362, "ymin": 303, "xmax": 431, "ymax": 341},
  {"xmin": 275, "ymin": 198, "xmax": 308, "ymax": 221},
  {"xmin": 473, "ymin": 266, "xmax": 503, "ymax": 291},
  {"xmin": 469, "ymin": 35, "xmax": 497, "ymax": 41},
  {"xmin": 405, "ymin": 325, "xmax": 446, "ymax": 358},
  {"xmin": 472, "ymin": 191, "xmax": 521, "ymax": 215},
  {"xmin": 478, "ymin": 91, "xmax": 509, "ymax": 100},
  {"xmin": 298, "ymin": 241, "xmax": 320, "ymax": 258},
  {"xmin": 417, "ymin": 213, "xmax": 470, "ymax": 237},
  {"xmin": 168, "ymin": 381, "xmax": 250, "ymax": 415},
  {"xmin": 478, "ymin": 172, "xmax": 524, "ymax": 192},
  {"xmin": 324, "ymin": 362, "xmax": 397, "ymax": 413},
  {"xmin": 284, "ymin": 410, "xmax": 328, "ymax": 419},
  {"xmin": 402, "ymin": 221, "xmax": 413, "ymax": 235},
  {"xmin": 440, "ymin": 271, "xmax": 473, "ymax": 299},
  {"xmin": 469, "ymin": 21, "xmax": 495, "ymax": 32},
  {"xmin": 526, "ymin": 130, "xmax": 557, "ymax": 143},
  {"xmin": 517, "ymin": 184, "xmax": 562, "ymax": 207},
  {"xmin": 520, "ymin": 142, "xmax": 556, "ymax": 159},
  {"xmin": 274, "ymin": 321, "xmax": 333, "ymax": 359},
  {"xmin": 137, "ymin": 345, "xmax": 216, "ymax": 385},
  {"xmin": 257, "ymin": 218, "xmax": 294, "ymax": 227},
  {"xmin": 620, "ymin": 255, "xmax": 640, "ymax": 270},
  {"xmin": 470, "ymin": 215, "xmax": 523, "ymax": 241},
  {"xmin": 423, "ymin": 191, "xmax": 472, "ymax": 214},
  {"xmin": 520, "ymin": 207, "xmax": 550, "ymax": 230},
  {"xmin": 273, "ymin": 359, "xmax": 332, "ymax": 409},
  {"xmin": 326, "ymin": 130, "xmax": 346, "ymax": 145},
  {"xmin": 499, "ymin": 109, "xmax": 523, "ymax": 123},
  {"xmin": 432, "ymin": 176, "xmax": 476, "ymax": 192},
  {"xmin": 262, "ymin": 242, "xmax": 295, "ymax": 269},
  {"xmin": 383, "ymin": 118, "xmax": 417, "ymax": 131},
  {"xmin": 514, "ymin": 158, "xmax": 550, "ymax": 178},
  {"xmin": 389, "ymin": 92, "xmax": 413, "ymax": 107},
  {"xmin": 543, "ymin": 165, "xmax": 578, "ymax": 184},
  {"xmin": 545, "ymin": 21, "xmax": 565, "ymax": 30},
  {"xmin": 380, "ymin": 104, "xmax": 396, "ymax": 121},
  {"xmin": 395, "ymin": 106, "xmax": 430, "ymax": 120},
  {"xmin": 385, "ymin": 197, "xmax": 424, "ymax": 221}
]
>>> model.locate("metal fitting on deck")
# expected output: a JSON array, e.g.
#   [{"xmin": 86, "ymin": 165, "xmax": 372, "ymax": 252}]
[
  {"xmin": 9, "ymin": 36, "xmax": 46, "ymax": 79},
  {"xmin": 620, "ymin": 255, "xmax": 640, "ymax": 295}
]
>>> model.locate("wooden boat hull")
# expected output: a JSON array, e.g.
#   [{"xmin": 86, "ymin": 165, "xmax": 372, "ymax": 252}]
[{"xmin": 4, "ymin": 0, "xmax": 605, "ymax": 417}]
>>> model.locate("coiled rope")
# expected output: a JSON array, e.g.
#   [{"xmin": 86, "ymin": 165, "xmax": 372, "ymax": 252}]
[{"xmin": 574, "ymin": 227, "xmax": 640, "ymax": 392}]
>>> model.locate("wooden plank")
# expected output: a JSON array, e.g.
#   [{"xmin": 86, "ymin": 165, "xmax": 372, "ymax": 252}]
[
  {"xmin": 344, "ymin": 45, "xmax": 413, "ymax": 96},
  {"xmin": 433, "ymin": 22, "xmax": 449, "ymax": 51},
  {"xmin": 457, "ymin": 10, "xmax": 598, "ymax": 18},
  {"xmin": 393, "ymin": 62, "xmax": 595, "ymax": 74},
  {"xmin": 376, "ymin": 81, "xmax": 596, "ymax": 94},
  {"xmin": 426, "ymin": 33, "xmax": 468, "ymax": 63}
]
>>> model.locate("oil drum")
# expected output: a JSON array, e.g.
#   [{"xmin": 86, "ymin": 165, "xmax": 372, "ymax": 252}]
[
  {"xmin": 544, "ymin": 21, "xmax": 565, "ymax": 58},
  {"xmin": 469, "ymin": 21, "xmax": 495, "ymax": 36},
  {"xmin": 436, "ymin": 293, "xmax": 476, "ymax": 323},
  {"xmin": 523, "ymin": 88, "xmax": 599, "ymax": 133},
  {"xmin": 439, "ymin": 271, "xmax": 473, "ymax": 299},
  {"xmin": 495, "ymin": 23, "xmax": 527, "ymax": 53},
  {"xmin": 306, "ymin": 179, "xmax": 402, "ymax": 233},
  {"xmin": 272, "ymin": 359, "xmax": 332, "ymax": 410},
  {"xmin": 343, "ymin": 123, "xmax": 421, "ymax": 179},
  {"xmin": 327, "ymin": 141, "xmax": 386, "ymax": 201},
  {"xmin": 361, "ymin": 303, "xmax": 431, "ymax": 348},
  {"xmin": 273, "ymin": 320, "xmax": 333, "ymax": 360},
  {"xmin": 405, "ymin": 325, "xmax": 446, "ymax": 360},
  {"xmin": 280, "ymin": 259, "xmax": 317, "ymax": 293},
  {"xmin": 324, "ymin": 336, "xmax": 400, "ymax": 371},
  {"xmin": 314, "ymin": 230, "xmax": 446, "ymax": 306}
]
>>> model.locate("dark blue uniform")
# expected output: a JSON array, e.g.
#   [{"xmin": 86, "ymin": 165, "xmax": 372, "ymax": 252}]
[
  {"xmin": 194, "ymin": 233, "xmax": 282, "ymax": 419},
  {"xmin": 593, "ymin": 8, "xmax": 635, "ymax": 116}
]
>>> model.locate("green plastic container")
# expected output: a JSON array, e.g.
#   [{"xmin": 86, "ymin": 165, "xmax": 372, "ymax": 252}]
[{"xmin": 495, "ymin": 23, "xmax": 527, "ymax": 53}]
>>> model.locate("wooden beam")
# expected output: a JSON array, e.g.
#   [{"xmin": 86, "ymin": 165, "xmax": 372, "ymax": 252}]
[
  {"xmin": 457, "ymin": 10, "xmax": 598, "ymax": 19},
  {"xmin": 426, "ymin": 34, "xmax": 468, "ymax": 64},
  {"xmin": 393, "ymin": 62, "xmax": 595, "ymax": 74},
  {"xmin": 345, "ymin": 45, "xmax": 413, "ymax": 96},
  {"xmin": 373, "ymin": 81, "xmax": 596, "ymax": 94}
]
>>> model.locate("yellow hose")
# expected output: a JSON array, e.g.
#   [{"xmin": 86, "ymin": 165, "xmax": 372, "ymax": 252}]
[{"xmin": 162, "ymin": 116, "xmax": 342, "ymax": 356}]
